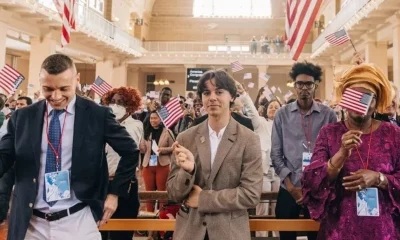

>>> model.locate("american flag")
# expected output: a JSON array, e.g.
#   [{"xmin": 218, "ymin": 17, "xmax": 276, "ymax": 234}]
[
  {"xmin": 231, "ymin": 61, "xmax": 244, "ymax": 73},
  {"xmin": 339, "ymin": 88, "xmax": 373, "ymax": 116},
  {"xmin": 286, "ymin": 0, "xmax": 323, "ymax": 60},
  {"xmin": 0, "ymin": 65, "xmax": 25, "ymax": 94},
  {"xmin": 157, "ymin": 97, "xmax": 183, "ymax": 128},
  {"xmin": 91, "ymin": 76, "xmax": 112, "ymax": 97},
  {"xmin": 325, "ymin": 29, "xmax": 350, "ymax": 46},
  {"xmin": 53, "ymin": 0, "xmax": 76, "ymax": 47}
]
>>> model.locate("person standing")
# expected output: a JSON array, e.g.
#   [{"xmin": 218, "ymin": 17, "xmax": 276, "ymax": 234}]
[
  {"xmin": 271, "ymin": 62, "xmax": 337, "ymax": 240},
  {"xmin": 302, "ymin": 63, "xmax": 400, "ymax": 239},
  {"xmin": 101, "ymin": 87, "xmax": 142, "ymax": 240},
  {"xmin": 0, "ymin": 54, "xmax": 139, "ymax": 240},
  {"xmin": 0, "ymin": 97, "xmax": 32, "ymax": 225},
  {"xmin": 236, "ymin": 83, "xmax": 281, "ymax": 238},
  {"xmin": 140, "ymin": 111, "xmax": 173, "ymax": 213},
  {"xmin": 167, "ymin": 69, "xmax": 263, "ymax": 240}
]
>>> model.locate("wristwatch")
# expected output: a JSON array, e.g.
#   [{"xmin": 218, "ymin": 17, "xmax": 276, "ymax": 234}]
[{"xmin": 376, "ymin": 172, "xmax": 385, "ymax": 187}]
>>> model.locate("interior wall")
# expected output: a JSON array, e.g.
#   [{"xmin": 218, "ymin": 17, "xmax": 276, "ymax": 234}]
[
  {"xmin": 16, "ymin": 58, "xmax": 29, "ymax": 95},
  {"xmin": 149, "ymin": 18, "xmax": 285, "ymax": 42},
  {"xmin": 76, "ymin": 63, "xmax": 96, "ymax": 85}
]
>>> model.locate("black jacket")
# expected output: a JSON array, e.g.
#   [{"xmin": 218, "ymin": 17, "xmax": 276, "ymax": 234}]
[
  {"xmin": 374, "ymin": 113, "xmax": 400, "ymax": 127},
  {"xmin": 191, "ymin": 112, "xmax": 254, "ymax": 131},
  {"xmin": 0, "ymin": 95, "xmax": 139, "ymax": 240}
]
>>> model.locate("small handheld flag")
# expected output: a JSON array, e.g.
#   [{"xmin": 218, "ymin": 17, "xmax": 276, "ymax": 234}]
[
  {"xmin": 325, "ymin": 29, "xmax": 350, "ymax": 46},
  {"xmin": 259, "ymin": 73, "xmax": 271, "ymax": 82},
  {"xmin": 231, "ymin": 61, "xmax": 244, "ymax": 73},
  {"xmin": 243, "ymin": 73, "xmax": 252, "ymax": 79},
  {"xmin": 339, "ymin": 88, "xmax": 373, "ymax": 116},
  {"xmin": 0, "ymin": 64, "xmax": 25, "ymax": 94},
  {"xmin": 91, "ymin": 76, "xmax": 112, "ymax": 97},
  {"xmin": 157, "ymin": 97, "xmax": 184, "ymax": 129}
]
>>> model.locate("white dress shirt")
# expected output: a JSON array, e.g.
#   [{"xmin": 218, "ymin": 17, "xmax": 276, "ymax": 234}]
[
  {"xmin": 0, "ymin": 118, "xmax": 8, "ymax": 139},
  {"xmin": 106, "ymin": 117, "xmax": 143, "ymax": 176},
  {"xmin": 208, "ymin": 123, "xmax": 227, "ymax": 167},
  {"xmin": 34, "ymin": 96, "xmax": 81, "ymax": 213}
]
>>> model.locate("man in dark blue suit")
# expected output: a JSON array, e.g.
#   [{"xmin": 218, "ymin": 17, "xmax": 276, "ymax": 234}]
[{"xmin": 0, "ymin": 54, "xmax": 139, "ymax": 240}]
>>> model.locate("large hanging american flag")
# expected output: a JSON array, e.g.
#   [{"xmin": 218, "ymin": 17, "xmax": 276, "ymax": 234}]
[
  {"xmin": 53, "ymin": 0, "xmax": 76, "ymax": 47},
  {"xmin": 339, "ymin": 88, "xmax": 373, "ymax": 116},
  {"xmin": 157, "ymin": 97, "xmax": 184, "ymax": 129},
  {"xmin": 286, "ymin": 0, "xmax": 323, "ymax": 60},
  {"xmin": 91, "ymin": 76, "xmax": 112, "ymax": 97},
  {"xmin": 0, "ymin": 65, "xmax": 25, "ymax": 94}
]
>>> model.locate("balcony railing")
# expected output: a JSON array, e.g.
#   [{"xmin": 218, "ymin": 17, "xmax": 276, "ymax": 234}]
[
  {"xmin": 143, "ymin": 41, "xmax": 289, "ymax": 55},
  {"xmin": 36, "ymin": 0, "xmax": 141, "ymax": 53},
  {"xmin": 312, "ymin": 0, "xmax": 370, "ymax": 53}
]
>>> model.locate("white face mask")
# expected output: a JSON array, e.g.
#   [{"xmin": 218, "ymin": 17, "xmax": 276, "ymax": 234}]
[{"xmin": 110, "ymin": 104, "xmax": 127, "ymax": 120}]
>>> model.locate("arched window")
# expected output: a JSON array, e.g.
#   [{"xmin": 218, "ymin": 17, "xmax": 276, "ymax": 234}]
[{"xmin": 193, "ymin": 0, "xmax": 272, "ymax": 18}]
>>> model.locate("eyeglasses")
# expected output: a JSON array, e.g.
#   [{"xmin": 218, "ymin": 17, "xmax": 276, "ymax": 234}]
[{"xmin": 295, "ymin": 81, "xmax": 315, "ymax": 89}]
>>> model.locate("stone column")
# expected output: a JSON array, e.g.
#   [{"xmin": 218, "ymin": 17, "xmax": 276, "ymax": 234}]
[
  {"xmin": 392, "ymin": 16, "xmax": 400, "ymax": 88},
  {"xmin": 112, "ymin": 62, "xmax": 127, "ymax": 87},
  {"xmin": 0, "ymin": 22, "xmax": 7, "ymax": 70},
  {"xmin": 95, "ymin": 59, "xmax": 113, "ymax": 86},
  {"xmin": 28, "ymin": 35, "xmax": 57, "ymax": 96},
  {"xmin": 364, "ymin": 36, "xmax": 388, "ymax": 77}
]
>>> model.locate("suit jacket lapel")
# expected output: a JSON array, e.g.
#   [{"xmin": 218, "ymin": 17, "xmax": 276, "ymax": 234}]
[
  {"xmin": 72, "ymin": 96, "xmax": 89, "ymax": 167},
  {"xmin": 196, "ymin": 121, "xmax": 211, "ymax": 182},
  {"xmin": 208, "ymin": 118, "xmax": 237, "ymax": 185},
  {"xmin": 30, "ymin": 100, "xmax": 46, "ymax": 172}
]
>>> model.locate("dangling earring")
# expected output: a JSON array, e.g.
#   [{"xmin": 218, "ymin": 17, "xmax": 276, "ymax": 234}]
[{"xmin": 372, "ymin": 111, "xmax": 376, "ymax": 119}]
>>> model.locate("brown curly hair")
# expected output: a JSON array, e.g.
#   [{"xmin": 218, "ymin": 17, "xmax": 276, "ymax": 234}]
[{"xmin": 102, "ymin": 87, "xmax": 142, "ymax": 113}]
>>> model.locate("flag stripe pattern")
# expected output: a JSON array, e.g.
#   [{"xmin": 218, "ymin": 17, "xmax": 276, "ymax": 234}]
[
  {"xmin": 91, "ymin": 76, "xmax": 112, "ymax": 97},
  {"xmin": 231, "ymin": 61, "xmax": 244, "ymax": 73},
  {"xmin": 54, "ymin": 0, "xmax": 76, "ymax": 47},
  {"xmin": 339, "ymin": 88, "xmax": 373, "ymax": 116},
  {"xmin": 158, "ymin": 97, "xmax": 184, "ymax": 128},
  {"xmin": 325, "ymin": 29, "xmax": 350, "ymax": 46},
  {"xmin": 0, "ymin": 65, "xmax": 25, "ymax": 94},
  {"xmin": 286, "ymin": 0, "xmax": 323, "ymax": 60}
]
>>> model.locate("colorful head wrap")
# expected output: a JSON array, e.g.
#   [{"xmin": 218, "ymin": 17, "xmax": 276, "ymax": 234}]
[{"xmin": 334, "ymin": 63, "xmax": 392, "ymax": 113}]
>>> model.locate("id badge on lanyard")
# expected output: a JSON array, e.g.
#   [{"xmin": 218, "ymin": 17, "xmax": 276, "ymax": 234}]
[
  {"xmin": 300, "ymin": 112, "xmax": 312, "ymax": 170},
  {"xmin": 356, "ymin": 188, "xmax": 380, "ymax": 217},
  {"xmin": 44, "ymin": 104, "xmax": 71, "ymax": 202},
  {"xmin": 45, "ymin": 170, "xmax": 71, "ymax": 202}
]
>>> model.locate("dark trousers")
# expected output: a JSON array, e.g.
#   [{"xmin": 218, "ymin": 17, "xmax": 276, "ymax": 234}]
[
  {"xmin": 0, "ymin": 166, "xmax": 15, "ymax": 221},
  {"xmin": 275, "ymin": 187, "xmax": 318, "ymax": 240},
  {"xmin": 101, "ymin": 180, "xmax": 140, "ymax": 240}
]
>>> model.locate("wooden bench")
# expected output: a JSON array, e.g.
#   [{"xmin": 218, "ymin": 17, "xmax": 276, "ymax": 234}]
[
  {"xmin": 138, "ymin": 191, "xmax": 279, "ymax": 201},
  {"xmin": 100, "ymin": 219, "xmax": 320, "ymax": 231}
]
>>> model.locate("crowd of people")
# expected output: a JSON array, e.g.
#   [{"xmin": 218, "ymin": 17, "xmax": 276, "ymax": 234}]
[
  {"xmin": 249, "ymin": 35, "xmax": 286, "ymax": 55},
  {"xmin": 0, "ymin": 52, "xmax": 398, "ymax": 240}
]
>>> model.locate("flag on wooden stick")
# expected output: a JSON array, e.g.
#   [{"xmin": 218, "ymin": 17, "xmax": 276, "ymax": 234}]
[
  {"xmin": 231, "ymin": 61, "xmax": 244, "ymax": 73},
  {"xmin": 0, "ymin": 65, "xmax": 25, "ymax": 94},
  {"xmin": 91, "ymin": 76, "xmax": 112, "ymax": 97},
  {"xmin": 157, "ymin": 97, "xmax": 184, "ymax": 129},
  {"xmin": 325, "ymin": 29, "xmax": 350, "ymax": 46},
  {"xmin": 339, "ymin": 88, "xmax": 373, "ymax": 116}
]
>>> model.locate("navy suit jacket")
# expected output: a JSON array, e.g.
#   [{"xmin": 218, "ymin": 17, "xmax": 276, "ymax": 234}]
[{"xmin": 0, "ymin": 95, "xmax": 139, "ymax": 240}]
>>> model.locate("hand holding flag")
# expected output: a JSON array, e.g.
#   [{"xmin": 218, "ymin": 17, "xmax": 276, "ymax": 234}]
[{"xmin": 339, "ymin": 88, "xmax": 373, "ymax": 116}]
